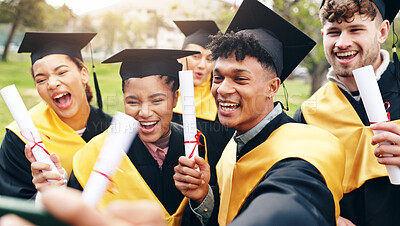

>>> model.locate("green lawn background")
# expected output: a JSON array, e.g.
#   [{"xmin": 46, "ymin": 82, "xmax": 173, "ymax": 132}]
[{"xmin": 0, "ymin": 54, "xmax": 311, "ymax": 143}]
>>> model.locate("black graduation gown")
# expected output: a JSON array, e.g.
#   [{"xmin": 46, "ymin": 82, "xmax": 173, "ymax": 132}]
[
  {"xmin": 69, "ymin": 122, "xmax": 207, "ymax": 218},
  {"xmin": 0, "ymin": 105, "xmax": 112, "ymax": 199},
  {"xmin": 172, "ymin": 113, "xmax": 235, "ymax": 186},
  {"xmin": 293, "ymin": 62, "xmax": 400, "ymax": 226},
  {"xmin": 205, "ymin": 109, "xmax": 336, "ymax": 226}
]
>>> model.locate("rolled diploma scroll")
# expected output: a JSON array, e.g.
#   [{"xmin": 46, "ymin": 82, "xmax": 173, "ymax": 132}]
[
  {"xmin": 0, "ymin": 85, "xmax": 59, "ymax": 178},
  {"xmin": 353, "ymin": 65, "xmax": 400, "ymax": 184},
  {"xmin": 179, "ymin": 70, "xmax": 199, "ymax": 161},
  {"xmin": 82, "ymin": 111, "xmax": 139, "ymax": 207}
]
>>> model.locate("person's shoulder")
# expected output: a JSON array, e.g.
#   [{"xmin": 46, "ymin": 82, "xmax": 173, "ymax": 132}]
[
  {"xmin": 89, "ymin": 105, "xmax": 113, "ymax": 122},
  {"xmin": 170, "ymin": 122, "xmax": 184, "ymax": 133}
]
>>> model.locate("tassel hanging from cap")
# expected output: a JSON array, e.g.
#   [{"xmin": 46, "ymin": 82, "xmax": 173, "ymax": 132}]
[
  {"xmin": 89, "ymin": 42, "xmax": 104, "ymax": 114},
  {"xmin": 281, "ymin": 82, "xmax": 289, "ymax": 111},
  {"xmin": 392, "ymin": 21, "xmax": 400, "ymax": 90}
]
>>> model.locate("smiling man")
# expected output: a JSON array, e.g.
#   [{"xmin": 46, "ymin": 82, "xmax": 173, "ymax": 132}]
[
  {"xmin": 294, "ymin": 0, "xmax": 400, "ymax": 225},
  {"xmin": 173, "ymin": 0, "xmax": 346, "ymax": 225}
]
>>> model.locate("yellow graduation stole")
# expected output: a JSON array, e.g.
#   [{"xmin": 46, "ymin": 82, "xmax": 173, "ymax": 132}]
[
  {"xmin": 301, "ymin": 82, "xmax": 400, "ymax": 193},
  {"xmin": 216, "ymin": 123, "xmax": 345, "ymax": 225},
  {"xmin": 173, "ymin": 75, "xmax": 217, "ymax": 121},
  {"xmin": 73, "ymin": 130, "xmax": 188, "ymax": 226},
  {"xmin": 6, "ymin": 102, "xmax": 87, "ymax": 176}
]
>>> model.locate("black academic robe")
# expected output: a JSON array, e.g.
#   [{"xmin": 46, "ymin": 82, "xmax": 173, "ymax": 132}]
[
  {"xmin": 294, "ymin": 62, "xmax": 400, "ymax": 226},
  {"xmin": 0, "ymin": 105, "xmax": 111, "ymax": 199},
  {"xmin": 172, "ymin": 113, "xmax": 234, "ymax": 186},
  {"xmin": 206, "ymin": 109, "xmax": 337, "ymax": 226},
  {"xmin": 68, "ymin": 122, "xmax": 207, "ymax": 219}
]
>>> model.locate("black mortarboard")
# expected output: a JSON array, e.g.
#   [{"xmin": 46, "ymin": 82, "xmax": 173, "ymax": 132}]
[
  {"xmin": 174, "ymin": 20, "xmax": 220, "ymax": 48},
  {"xmin": 17, "ymin": 32, "xmax": 96, "ymax": 65},
  {"xmin": 226, "ymin": 0, "xmax": 316, "ymax": 82},
  {"xmin": 18, "ymin": 32, "xmax": 106, "ymax": 113},
  {"xmin": 320, "ymin": 0, "xmax": 399, "ymax": 23},
  {"xmin": 102, "ymin": 49, "xmax": 199, "ymax": 81}
]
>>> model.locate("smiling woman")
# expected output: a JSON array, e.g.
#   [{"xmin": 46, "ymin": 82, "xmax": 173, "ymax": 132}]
[
  {"xmin": 0, "ymin": 32, "xmax": 112, "ymax": 199},
  {"xmin": 68, "ymin": 49, "xmax": 211, "ymax": 225}
]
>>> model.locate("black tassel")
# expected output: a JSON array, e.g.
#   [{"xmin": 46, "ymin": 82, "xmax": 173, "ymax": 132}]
[
  {"xmin": 92, "ymin": 65, "xmax": 103, "ymax": 111},
  {"xmin": 89, "ymin": 43, "xmax": 104, "ymax": 114},
  {"xmin": 392, "ymin": 21, "xmax": 400, "ymax": 90},
  {"xmin": 282, "ymin": 82, "xmax": 289, "ymax": 111}
]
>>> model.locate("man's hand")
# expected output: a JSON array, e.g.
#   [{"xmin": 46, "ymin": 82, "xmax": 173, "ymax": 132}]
[
  {"xmin": 337, "ymin": 216, "xmax": 356, "ymax": 226},
  {"xmin": 173, "ymin": 156, "xmax": 210, "ymax": 204},
  {"xmin": 371, "ymin": 122, "xmax": 400, "ymax": 166}
]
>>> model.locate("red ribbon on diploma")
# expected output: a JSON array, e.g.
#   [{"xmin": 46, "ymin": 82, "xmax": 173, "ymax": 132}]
[
  {"xmin": 184, "ymin": 131, "xmax": 204, "ymax": 159},
  {"xmin": 370, "ymin": 102, "xmax": 391, "ymax": 124},
  {"xmin": 20, "ymin": 130, "xmax": 50, "ymax": 155},
  {"xmin": 93, "ymin": 169, "xmax": 117, "ymax": 194}
]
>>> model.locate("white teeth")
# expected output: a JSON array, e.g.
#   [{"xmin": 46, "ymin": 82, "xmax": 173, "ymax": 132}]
[
  {"xmin": 336, "ymin": 51, "xmax": 357, "ymax": 57},
  {"xmin": 54, "ymin": 93, "xmax": 66, "ymax": 99},
  {"xmin": 141, "ymin": 121, "xmax": 157, "ymax": 126},
  {"xmin": 220, "ymin": 102, "xmax": 239, "ymax": 112},
  {"xmin": 220, "ymin": 103, "xmax": 239, "ymax": 107}
]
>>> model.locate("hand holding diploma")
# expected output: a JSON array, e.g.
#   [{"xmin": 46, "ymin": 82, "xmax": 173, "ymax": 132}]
[
  {"xmin": 25, "ymin": 145, "xmax": 67, "ymax": 192},
  {"xmin": 371, "ymin": 122, "xmax": 400, "ymax": 166},
  {"xmin": 0, "ymin": 85, "xmax": 60, "ymax": 178},
  {"xmin": 353, "ymin": 65, "xmax": 400, "ymax": 184},
  {"xmin": 174, "ymin": 156, "xmax": 211, "ymax": 204},
  {"xmin": 82, "ymin": 111, "xmax": 139, "ymax": 207},
  {"xmin": 178, "ymin": 70, "xmax": 201, "ymax": 161}
]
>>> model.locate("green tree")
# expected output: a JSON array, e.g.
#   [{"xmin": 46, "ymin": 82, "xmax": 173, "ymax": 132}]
[
  {"xmin": 274, "ymin": 0, "xmax": 328, "ymax": 95},
  {"xmin": 119, "ymin": 16, "xmax": 147, "ymax": 48},
  {"xmin": 146, "ymin": 9, "xmax": 174, "ymax": 48},
  {"xmin": 99, "ymin": 12, "xmax": 122, "ymax": 58},
  {"xmin": 0, "ymin": 0, "xmax": 46, "ymax": 61},
  {"xmin": 42, "ymin": 3, "xmax": 74, "ymax": 31},
  {"xmin": 78, "ymin": 15, "xmax": 97, "ymax": 33}
]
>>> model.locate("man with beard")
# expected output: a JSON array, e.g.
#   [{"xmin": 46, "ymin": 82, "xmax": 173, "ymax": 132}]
[
  {"xmin": 174, "ymin": 0, "xmax": 346, "ymax": 225},
  {"xmin": 294, "ymin": 0, "xmax": 400, "ymax": 225}
]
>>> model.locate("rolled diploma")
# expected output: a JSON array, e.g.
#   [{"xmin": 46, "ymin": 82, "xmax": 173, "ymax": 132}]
[
  {"xmin": 217, "ymin": 0, "xmax": 243, "ymax": 7},
  {"xmin": 179, "ymin": 70, "xmax": 199, "ymax": 161},
  {"xmin": 0, "ymin": 85, "xmax": 59, "ymax": 177},
  {"xmin": 353, "ymin": 65, "xmax": 400, "ymax": 184},
  {"xmin": 82, "ymin": 111, "xmax": 139, "ymax": 207}
]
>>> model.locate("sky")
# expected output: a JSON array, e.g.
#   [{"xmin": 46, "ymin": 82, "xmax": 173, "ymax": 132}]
[{"xmin": 46, "ymin": 0, "xmax": 120, "ymax": 15}]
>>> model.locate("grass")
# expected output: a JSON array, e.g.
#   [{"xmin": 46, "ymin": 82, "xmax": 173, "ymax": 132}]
[{"xmin": 0, "ymin": 57, "xmax": 311, "ymax": 143}]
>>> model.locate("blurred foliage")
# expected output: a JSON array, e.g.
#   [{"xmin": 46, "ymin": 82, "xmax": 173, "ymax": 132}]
[
  {"xmin": 0, "ymin": 0, "xmax": 75, "ymax": 61},
  {"xmin": 273, "ymin": 0, "xmax": 329, "ymax": 95}
]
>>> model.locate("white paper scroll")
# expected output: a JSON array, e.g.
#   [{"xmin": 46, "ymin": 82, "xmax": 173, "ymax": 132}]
[
  {"xmin": 82, "ymin": 111, "xmax": 139, "ymax": 207},
  {"xmin": 179, "ymin": 70, "xmax": 199, "ymax": 161},
  {"xmin": 353, "ymin": 65, "xmax": 400, "ymax": 184},
  {"xmin": 0, "ymin": 85, "xmax": 59, "ymax": 177},
  {"xmin": 217, "ymin": 0, "xmax": 243, "ymax": 8}
]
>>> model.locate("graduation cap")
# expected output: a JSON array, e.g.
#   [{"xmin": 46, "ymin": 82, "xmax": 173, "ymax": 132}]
[
  {"xmin": 18, "ymin": 32, "xmax": 96, "ymax": 65},
  {"xmin": 18, "ymin": 32, "xmax": 105, "ymax": 112},
  {"xmin": 102, "ymin": 49, "xmax": 200, "ymax": 81},
  {"xmin": 174, "ymin": 20, "xmax": 221, "ymax": 49},
  {"xmin": 226, "ymin": 0, "xmax": 316, "ymax": 82}
]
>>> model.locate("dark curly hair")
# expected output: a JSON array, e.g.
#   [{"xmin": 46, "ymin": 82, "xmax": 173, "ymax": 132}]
[
  {"xmin": 122, "ymin": 75, "xmax": 179, "ymax": 93},
  {"xmin": 320, "ymin": 0, "xmax": 380, "ymax": 24},
  {"xmin": 207, "ymin": 30, "xmax": 277, "ymax": 75}
]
